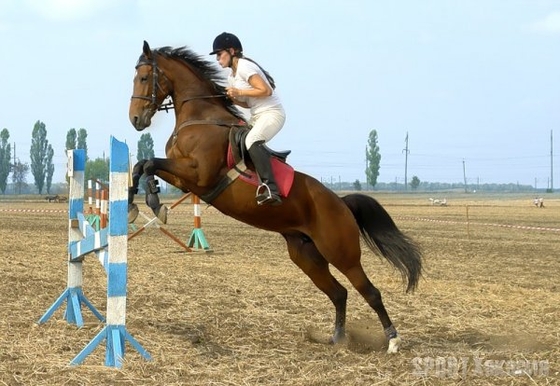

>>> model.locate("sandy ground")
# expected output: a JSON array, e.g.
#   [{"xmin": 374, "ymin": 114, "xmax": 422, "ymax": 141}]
[{"xmin": 0, "ymin": 193, "xmax": 558, "ymax": 385}]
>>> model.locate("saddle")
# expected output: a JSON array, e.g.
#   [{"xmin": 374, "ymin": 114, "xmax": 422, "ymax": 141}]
[
  {"xmin": 199, "ymin": 126, "xmax": 295, "ymax": 203},
  {"xmin": 229, "ymin": 126, "xmax": 291, "ymax": 164}
]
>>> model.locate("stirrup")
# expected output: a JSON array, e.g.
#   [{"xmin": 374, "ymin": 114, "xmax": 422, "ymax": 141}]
[{"xmin": 255, "ymin": 183, "xmax": 282, "ymax": 206}]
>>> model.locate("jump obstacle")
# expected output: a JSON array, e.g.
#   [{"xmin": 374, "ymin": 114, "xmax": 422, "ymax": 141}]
[
  {"xmin": 85, "ymin": 179, "xmax": 108, "ymax": 230},
  {"xmin": 187, "ymin": 194, "xmax": 211, "ymax": 251},
  {"xmin": 128, "ymin": 192, "xmax": 212, "ymax": 252},
  {"xmin": 38, "ymin": 137, "xmax": 151, "ymax": 368}
]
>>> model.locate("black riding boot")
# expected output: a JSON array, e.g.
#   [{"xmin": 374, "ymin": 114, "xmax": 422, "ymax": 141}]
[{"xmin": 248, "ymin": 141, "xmax": 282, "ymax": 206}]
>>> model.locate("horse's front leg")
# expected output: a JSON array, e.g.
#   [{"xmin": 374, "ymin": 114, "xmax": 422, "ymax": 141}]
[
  {"xmin": 128, "ymin": 159, "xmax": 149, "ymax": 223},
  {"xmin": 132, "ymin": 157, "xmax": 200, "ymax": 224}
]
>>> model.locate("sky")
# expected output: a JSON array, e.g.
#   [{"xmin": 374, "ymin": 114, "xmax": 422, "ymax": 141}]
[{"xmin": 1, "ymin": 0, "xmax": 559, "ymax": 187}]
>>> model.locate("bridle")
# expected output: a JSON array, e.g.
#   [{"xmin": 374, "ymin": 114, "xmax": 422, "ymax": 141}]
[
  {"xmin": 130, "ymin": 56, "xmax": 168, "ymax": 111},
  {"xmin": 130, "ymin": 54, "xmax": 226, "ymax": 112},
  {"xmin": 130, "ymin": 52, "xmax": 247, "ymax": 143}
]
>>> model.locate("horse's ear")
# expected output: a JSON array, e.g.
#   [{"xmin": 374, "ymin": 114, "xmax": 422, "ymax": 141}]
[{"xmin": 143, "ymin": 41, "xmax": 152, "ymax": 58}]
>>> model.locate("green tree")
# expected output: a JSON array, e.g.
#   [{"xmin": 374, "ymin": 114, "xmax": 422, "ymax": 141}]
[
  {"xmin": 46, "ymin": 145, "xmax": 54, "ymax": 194},
  {"xmin": 66, "ymin": 128, "xmax": 88, "ymax": 157},
  {"xmin": 86, "ymin": 157, "xmax": 109, "ymax": 183},
  {"xmin": 12, "ymin": 159, "xmax": 29, "ymax": 194},
  {"xmin": 66, "ymin": 128, "xmax": 77, "ymax": 151},
  {"xmin": 365, "ymin": 129, "xmax": 381, "ymax": 188},
  {"xmin": 0, "ymin": 129, "xmax": 12, "ymax": 194},
  {"xmin": 30, "ymin": 120, "xmax": 53, "ymax": 194},
  {"xmin": 353, "ymin": 179, "xmax": 362, "ymax": 191},
  {"xmin": 137, "ymin": 133, "xmax": 155, "ymax": 160},
  {"xmin": 77, "ymin": 128, "xmax": 88, "ymax": 160},
  {"xmin": 410, "ymin": 175, "xmax": 420, "ymax": 190}
]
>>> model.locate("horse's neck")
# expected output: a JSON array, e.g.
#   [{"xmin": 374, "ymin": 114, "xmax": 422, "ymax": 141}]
[
  {"xmin": 172, "ymin": 94, "xmax": 237, "ymax": 124},
  {"xmin": 165, "ymin": 61, "xmax": 239, "ymax": 127}
]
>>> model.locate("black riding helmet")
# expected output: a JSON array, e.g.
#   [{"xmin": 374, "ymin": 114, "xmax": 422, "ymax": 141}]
[{"xmin": 209, "ymin": 32, "xmax": 243, "ymax": 55}]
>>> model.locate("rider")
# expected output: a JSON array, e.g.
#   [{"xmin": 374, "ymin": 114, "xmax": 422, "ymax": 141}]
[{"xmin": 210, "ymin": 32, "xmax": 285, "ymax": 206}]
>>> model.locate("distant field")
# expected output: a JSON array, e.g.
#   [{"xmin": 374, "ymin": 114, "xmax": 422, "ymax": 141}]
[{"xmin": 0, "ymin": 193, "xmax": 558, "ymax": 385}]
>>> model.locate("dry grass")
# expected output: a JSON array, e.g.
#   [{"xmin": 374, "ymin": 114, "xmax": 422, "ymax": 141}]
[{"xmin": 0, "ymin": 193, "xmax": 558, "ymax": 385}]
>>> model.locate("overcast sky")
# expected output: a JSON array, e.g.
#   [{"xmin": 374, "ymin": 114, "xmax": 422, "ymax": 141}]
[{"xmin": 1, "ymin": 0, "xmax": 559, "ymax": 187}]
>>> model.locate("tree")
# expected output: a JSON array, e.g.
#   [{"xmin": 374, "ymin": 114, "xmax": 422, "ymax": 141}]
[
  {"xmin": 365, "ymin": 129, "xmax": 381, "ymax": 188},
  {"xmin": 30, "ymin": 120, "xmax": 53, "ymax": 194},
  {"xmin": 12, "ymin": 159, "xmax": 29, "ymax": 194},
  {"xmin": 66, "ymin": 128, "xmax": 88, "ymax": 158},
  {"xmin": 353, "ymin": 179, "xmax": 362, "ymax": 191},
  {"xmin": 137, "ymin": 133, "xmax": 155, "ymax": 160},
  {"xmin": 410, "ymin": 175, "xmax": 420, "ymax": 190},
  {"xmin": 65, "ymin": 128, "xmax": 77, "ymax": 151},
  {"xmin": 0, "ymin": 129, "xmax": 12, "ymax": 194},
  {"xmin": 85, "ymin": 157, "xmax": 109, "ymax": 183},
  {"xmin": 77, "ymin": 128, "xmax": 88, "ymax": 160},
  {"xmin": 46, "ymin": 145, "xmax": 55, "ymax": 194}
]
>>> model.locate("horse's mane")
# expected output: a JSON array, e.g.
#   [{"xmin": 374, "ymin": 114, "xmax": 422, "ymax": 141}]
[{"xmin": 153, "ymin": 46, "xmax": 245, "ymax": 122}]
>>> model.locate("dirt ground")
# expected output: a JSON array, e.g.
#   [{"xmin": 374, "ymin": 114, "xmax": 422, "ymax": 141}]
[{"xmin": 0, "ymin": 192, "xmax": 558, "ymax": 386}]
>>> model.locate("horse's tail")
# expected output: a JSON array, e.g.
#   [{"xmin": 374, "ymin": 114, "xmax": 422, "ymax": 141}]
[{"xmin": 342, "ymin": 194, "xmax": 423, "ymax": 293}]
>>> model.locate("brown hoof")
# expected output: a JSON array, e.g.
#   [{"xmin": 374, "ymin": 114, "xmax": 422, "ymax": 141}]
[
  {"xmin": 128, "ymin": 204, "xmax": 139, "ymax": 223},
  {"xmin": 156, "ymin": 205, "xmax": 168, "ymax": 224}
]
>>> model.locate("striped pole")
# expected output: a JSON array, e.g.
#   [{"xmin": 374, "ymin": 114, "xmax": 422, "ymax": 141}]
[
  {"xmin": 87, "ymin": 179, "xmax": 93, "ymax": 213},
  {"xmin": 39, "ymin": 149, "xmax": 104, "ymax": 326},
  {"xmin": 39, "ymin": 137, "xmax": 151, "ymax": 368},
  {"xmin": 128, "ymin": 193, "xmax": 194, "ymax": 252},
  {"xmin": 187, "ymin": 195, "xmax": 211, "ymax": 251},
  {"xmin": 71, "ymin": 137, "xmax": 151, "ymax": 368},
  {"xmin": 100, "ymin": 188, "xmax": 108, "ymax": 229},
  {"xmin": 95, "ymin": 180, "xmax": 102, "ymax": 215}
]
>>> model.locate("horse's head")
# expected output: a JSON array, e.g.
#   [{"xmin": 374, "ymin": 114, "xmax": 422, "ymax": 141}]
[
  {"xmin": 129, "ymin": 41, "xmax": 172, "ymax": 131},
  {"xmin": 129, "ymin": 42, "xmax": 246, "ymax": 133}
]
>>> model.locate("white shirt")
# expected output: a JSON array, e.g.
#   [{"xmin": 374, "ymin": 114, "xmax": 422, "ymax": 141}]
[{"xmin": 228, "ymin": 58, "xmax": 282, "ymax": 116}]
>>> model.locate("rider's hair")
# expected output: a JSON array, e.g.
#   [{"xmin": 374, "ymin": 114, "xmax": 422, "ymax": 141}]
[{"xmin": 234, "ymin": 51, "xmax": 276, "ymax": 90}]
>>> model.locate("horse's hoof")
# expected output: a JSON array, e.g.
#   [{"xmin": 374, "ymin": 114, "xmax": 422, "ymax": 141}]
[
  {"xmin": 128, "ymin": 204, "xmax": 139, "ymax": 223},
  {"xmin": 387, "ymin": 336, "xmax": 401, "ymax": 354},
  {"xmin": 330, "ymin": 331, "xmax": 347, "ymax": 345},
  {"xmin": 156, "ymin": 205, "xmax": 168, "ymax": 224}
]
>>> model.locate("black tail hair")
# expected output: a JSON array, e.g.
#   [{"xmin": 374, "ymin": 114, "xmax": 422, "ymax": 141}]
[{"xmin": 342, "ymin": 194, "xmax": 423, "ymax": 292}]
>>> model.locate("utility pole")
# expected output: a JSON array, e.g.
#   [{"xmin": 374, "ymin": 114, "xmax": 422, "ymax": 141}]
[
  {"xmin": 13, "ymin": 142, "xmax": 16, "ymax": 195},
  {"xmin": 550, "ymin": 130, "xmax": 554, "ymax": 193},
  {"xmin": 462, "ymin": 159, "xmax": 468, "ymax": 193},
  {"xmin": 402, "ymin": 132, "xmax": 409, "ymax": 191}
]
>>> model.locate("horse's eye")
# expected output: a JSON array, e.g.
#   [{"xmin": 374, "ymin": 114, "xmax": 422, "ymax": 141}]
[{"xmin": 140, "ymin": 76, "xmax": 148, "ymax": 83}]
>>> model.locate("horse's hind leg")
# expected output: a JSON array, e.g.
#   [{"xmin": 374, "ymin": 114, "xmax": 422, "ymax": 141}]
[
  {"xmin": 342, "ymin": 265, "xmax": 401, "ymax": 353},
  {"xmin": 284, "ymin": 233, "xmax": 348, "ymax": 344},
  {"xmin": 144, "ymin": 174, "xmax": 168, "ymax": 224}
]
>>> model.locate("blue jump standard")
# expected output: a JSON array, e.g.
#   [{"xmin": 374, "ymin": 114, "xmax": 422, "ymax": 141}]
[{"xmin": 38, "ymin": 137, "xmax": 151, "ymax": 368}]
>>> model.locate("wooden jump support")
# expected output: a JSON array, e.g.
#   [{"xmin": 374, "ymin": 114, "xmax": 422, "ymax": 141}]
[{"xmin": 128, "ymin": 192, "xmax": 212, "ymax": 252}]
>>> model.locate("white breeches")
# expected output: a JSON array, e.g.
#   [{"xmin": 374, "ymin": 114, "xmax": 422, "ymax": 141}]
[{"xmin": 245, "ymin": 106, "xmax": 286, "ymax": 149}]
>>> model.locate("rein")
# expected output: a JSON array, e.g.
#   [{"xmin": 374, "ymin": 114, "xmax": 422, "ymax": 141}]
[
  {"xmin": 159, "ymin": 95, "xmax": 226, "ymax": 112},
  {"xmin": 172, "ymin": 119, "xmax": 247, "ymax": 142}
]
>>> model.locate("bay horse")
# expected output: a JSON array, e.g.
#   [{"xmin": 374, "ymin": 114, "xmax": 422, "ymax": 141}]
[{"xmin": 128, "ymin": 41, "xmax": 422, "ymax": 353}]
